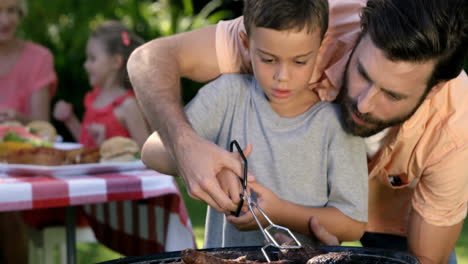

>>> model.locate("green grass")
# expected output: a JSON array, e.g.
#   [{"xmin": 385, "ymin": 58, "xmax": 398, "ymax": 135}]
[{"xmin": 76, "ymin": 180, "xmax": 468, "ymax": 263}]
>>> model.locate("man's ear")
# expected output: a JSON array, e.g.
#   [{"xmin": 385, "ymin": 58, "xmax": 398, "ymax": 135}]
[
  {"xmin": 426, "ymin": 81, "xmax": 446, "ymax": 100},
  {"xmin": 239, "ymin": 31, "xmax": 250, "ymax": 49}
]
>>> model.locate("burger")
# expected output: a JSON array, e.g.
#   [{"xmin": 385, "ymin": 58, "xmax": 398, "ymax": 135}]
[
  {"xmin": 99, "ymin": 136, "xmax": 140, "ymax": 163},
  {"xmin": 26, "ymin": 120, "xmax": 57, "ymax": 142}
]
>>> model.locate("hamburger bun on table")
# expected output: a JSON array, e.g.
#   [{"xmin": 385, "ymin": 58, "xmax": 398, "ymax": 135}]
[
  {"xmin": 26, "ymin": 120, "xmax": 57, "ymax": 142},
  {"xmin": 99, "ymin": 136, "xmax": 139, "ymax": 163}
]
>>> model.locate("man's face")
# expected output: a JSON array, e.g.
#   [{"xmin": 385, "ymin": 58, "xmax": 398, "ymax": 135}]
[
  {"xmin": 340, "ymin": 35, "xmax": 436, "ymax": 137},
  {"xmin": 243, "ymin": 27, "xmax": 321, "ymax": 116}
]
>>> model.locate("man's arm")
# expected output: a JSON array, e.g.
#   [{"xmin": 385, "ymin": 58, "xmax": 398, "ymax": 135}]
[
  {"xmin": 142, "ymin": 131, "xmax": 177, "ymax": 175},
  {"xmin": 127, "ymin": 27, "xmax": 243, "ymax": 213},
  {"xmin": 407, "ymin": 209, "xmax": 463, "ymax": 264}
]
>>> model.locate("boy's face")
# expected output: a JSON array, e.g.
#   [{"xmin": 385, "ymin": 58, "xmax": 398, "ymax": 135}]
[{"xmin": 242, "ymin": 27, "xmax": 321, "ymax": 115}]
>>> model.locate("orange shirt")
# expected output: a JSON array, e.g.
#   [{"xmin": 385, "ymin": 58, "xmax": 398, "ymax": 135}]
[{"xmin": 215, "ymin": 0, "xmax": 468, "ymax": 236}]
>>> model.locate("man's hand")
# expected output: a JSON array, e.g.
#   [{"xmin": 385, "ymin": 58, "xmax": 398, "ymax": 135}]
[{"xmin": 174, "ymin": 135, "xmax": 251, "ymax": 213}]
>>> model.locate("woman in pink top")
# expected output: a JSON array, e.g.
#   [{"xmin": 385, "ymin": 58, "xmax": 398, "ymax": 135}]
[
  {"xmin": 54, "ymin": 21, "xmax": 150, "ymax": 147},
  {"xmin": 0, "ymin": 0, "xmax": 57, "ymax": 263},
  {"xmin": 0, "ymin": 0, "xmax": 57, "ymax": 123}
]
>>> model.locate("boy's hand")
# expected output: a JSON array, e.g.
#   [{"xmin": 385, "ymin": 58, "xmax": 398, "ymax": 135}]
[
  {"xmin": 309, "ymin": 216, "xmax": 339, "ymax": 246},
  {"xmin": 227, "ymin": 182, "xmax": 283, "ymax": 231},
  {"xmin": 218, "ymin": 168, "xmax": 243, "ymax": 207},
  {"xmin": 53, "ymin": 100, "xmax": 73, "ymax": 122}
]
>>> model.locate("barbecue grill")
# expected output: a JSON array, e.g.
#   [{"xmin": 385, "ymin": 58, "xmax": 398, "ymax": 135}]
[{"xmin": 98, "ymin": 245, "xmax": 420, "ymax": 264}]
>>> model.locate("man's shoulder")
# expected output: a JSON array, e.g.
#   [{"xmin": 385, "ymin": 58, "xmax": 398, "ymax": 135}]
[
  {"xmin": 432, "ymin": 72, "xmax": 468, "ymax": 142},
  {"xmin": 406, "ymin": 72, "xmax": 468, "ymax": 155}
]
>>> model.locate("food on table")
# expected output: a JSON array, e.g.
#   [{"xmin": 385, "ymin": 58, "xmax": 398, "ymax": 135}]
[
  {"xmin": 65, "ymin": 147, "xmax": 101, "ymax": 164},
  {"xmin": 26, "ymin": 120, "xmax": 57, "ymax": 142},
  {"xmin": 0, "ymin": 147, "xmax": 67, "ymax": 166},
  {"xmin": 99, "ymin": 136, "xmax": 140, "ymax": 163},
  {"xmin": 0, "ymin": 135, "xmax": 140, "ymax": 165},
  {"xmin": 0, "ymin": 121, "xmax": 23, "ymax": 127},
  {"xmin": 0, "ymin": 126, "xmax": 53, "ymax": 158},
  {"xmin": 0, "ymin": 141, "xmax": 35, "ymax": 156}
]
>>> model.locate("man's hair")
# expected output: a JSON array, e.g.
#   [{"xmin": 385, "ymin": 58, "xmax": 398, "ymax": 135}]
[
  {"xmin": 361, "ymin": 0, "xmax": 468, "ymax": 89},
  {"xmin": 243, "ymin": 0, "xmax": 329, "ymax": 39}
]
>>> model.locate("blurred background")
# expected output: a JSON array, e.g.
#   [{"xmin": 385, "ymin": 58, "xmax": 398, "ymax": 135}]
[
  {"xmin": 18, "ymin": 0, "xmax": 468, "ymax": 263},
  {"xmin": 19, "ymin": 0, "xmax": 244, "ymax": 143}
]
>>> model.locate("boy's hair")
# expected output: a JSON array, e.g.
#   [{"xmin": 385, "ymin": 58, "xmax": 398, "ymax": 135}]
[
  {"xmin": 91, "ymin": 20, "xmax": 144, "ymax": 90},
  {"xmin": 243, "ymin": 0, "xmax": 329, "ymax": 39},
  {"xmin": 361, "ymin": 0, "xmax": 468, "ymax": 89}
]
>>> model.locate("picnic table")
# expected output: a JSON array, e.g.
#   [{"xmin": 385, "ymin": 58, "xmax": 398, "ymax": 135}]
[{"xmin": 0, "ymin": 164, "xmax": 195, "ymax": 264}]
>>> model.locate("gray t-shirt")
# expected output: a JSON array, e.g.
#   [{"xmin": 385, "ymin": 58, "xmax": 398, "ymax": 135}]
[{"xmin": 185, "ymin": 74, "xmax": 368, "ymax": 248}]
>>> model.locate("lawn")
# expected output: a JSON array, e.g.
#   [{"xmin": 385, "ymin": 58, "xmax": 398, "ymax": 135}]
[{"xmin": 76, "ymin": 180, "xmax": 468, "ymax": 263}]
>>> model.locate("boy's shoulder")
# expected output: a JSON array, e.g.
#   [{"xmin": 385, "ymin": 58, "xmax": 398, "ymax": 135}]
[{"xmin": 314, "ymin": 102, "xmax": 347, "ymax": 130}]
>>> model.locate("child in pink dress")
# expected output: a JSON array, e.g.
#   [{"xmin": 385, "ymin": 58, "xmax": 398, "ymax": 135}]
[{"xmin": 54, "ymin": 21, "xmax": 150, "ymax": 147}]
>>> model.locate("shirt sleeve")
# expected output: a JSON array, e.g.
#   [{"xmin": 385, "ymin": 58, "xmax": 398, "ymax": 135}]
[
  {"xmin": 215, "ymin": 17, "xmax": 252, "ymax": 74},
  {"xmin": 30, "ymin": 47, "xmax": 58, "ymax": 97},
  {"xmin": 412, "ymin": 145, "xmax": 468, "ymax": 226},
  {"xmin": 325, "ymin": 105, "xmax": 368, "ymax": 222}
]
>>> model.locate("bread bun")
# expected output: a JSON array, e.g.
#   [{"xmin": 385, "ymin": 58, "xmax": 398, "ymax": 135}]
[
  {"xmin": 0, "ymin": 121, "xmax": 23, "ymax": 127},
  {"xmin": 99, "ymin": 137, "xmax": 139, "ymax": 163},
  {"xmin": 27, "ymin": 121, "xmax": 57, "ymax": 142}
]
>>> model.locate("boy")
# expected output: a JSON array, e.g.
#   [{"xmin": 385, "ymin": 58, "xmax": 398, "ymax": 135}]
[{"xmin": 142, "ymin": 0, "xmax": 367, "ymax": 248}]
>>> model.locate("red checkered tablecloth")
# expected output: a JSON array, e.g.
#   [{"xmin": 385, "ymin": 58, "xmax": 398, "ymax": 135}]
[{"xmin": 0, "ymin": 169, "xmax": 196, "ymax": 254}]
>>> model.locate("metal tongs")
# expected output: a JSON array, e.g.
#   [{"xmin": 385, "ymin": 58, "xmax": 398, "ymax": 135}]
[{"xmin": 229, "ymin": 140, "xmax": 302, "ymax": 263}]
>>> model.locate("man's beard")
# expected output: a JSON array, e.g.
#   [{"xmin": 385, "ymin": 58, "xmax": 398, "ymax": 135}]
[{"xmin": 337, "ymin": 68, "xmax": 428, "ymax": 137}]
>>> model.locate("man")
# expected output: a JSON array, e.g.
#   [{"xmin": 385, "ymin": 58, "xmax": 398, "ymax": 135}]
[{"xmin": 128, "ymin": 0, "xmax": 468, "ymax": 263}]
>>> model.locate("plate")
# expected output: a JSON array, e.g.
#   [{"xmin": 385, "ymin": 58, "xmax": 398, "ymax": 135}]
[
  {"xmin": 0, "ymin": 160, "xmax": 146, "ymax": 176},
  {"xmin": 53, "ymin": 142, "xmax": 82, "ymax": 150}
]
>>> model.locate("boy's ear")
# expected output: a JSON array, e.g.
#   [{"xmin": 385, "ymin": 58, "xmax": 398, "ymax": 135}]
[{"xmin": 239, "ymin": 31, "xmax": 250, "ymax": 49}]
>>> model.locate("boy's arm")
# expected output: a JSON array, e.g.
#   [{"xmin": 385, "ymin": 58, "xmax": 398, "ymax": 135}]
[
  {"xmin": 142, "ymin": 131, "xmax": 177, "ymax": 175},
  {"xmin": 127, "ymin": 24, "xmax": 243, "ymax": 213},
  {"xmin": 228, "ymin": 182, "xmax": 366, "ymax": 242}
]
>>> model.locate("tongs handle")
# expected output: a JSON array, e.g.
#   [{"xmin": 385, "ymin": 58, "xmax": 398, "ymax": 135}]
[
  {"xmin": 228, "ymin": 140, "xmax": 302, "ymax": 263},
  {"xmin": 229, "ymin": 140, "xmax": 248, "ymax": 217}
]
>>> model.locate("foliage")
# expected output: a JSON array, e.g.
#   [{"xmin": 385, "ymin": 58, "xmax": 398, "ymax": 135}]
[{"xmin": 19, "ymin": 0, "xmax": 238, "ymax": 141}]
